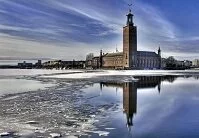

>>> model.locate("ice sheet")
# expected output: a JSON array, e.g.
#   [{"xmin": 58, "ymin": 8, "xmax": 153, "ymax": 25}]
[
  {"xmin": 41, "ymin": 70, "xmax": 199, "ymax": 79},
  {"xmin": 0, "ymin": 79, "xmax": 55, "ymax": 96},
  {"xmin": 0, "ymin": 69, "xmax": 83, "ymax": 76}
]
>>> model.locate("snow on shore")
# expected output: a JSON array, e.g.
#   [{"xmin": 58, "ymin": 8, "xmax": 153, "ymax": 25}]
[
  {"xmin": 0, "ymin": 69, "xmax": 83, "ymax": 76},
  {"xmin": 41, "ymin": 70, "xmax": 199, "ymax": 79},
  {"xmin": 1, "ymin": 69, "xmax": 199, "ymax": 79}
]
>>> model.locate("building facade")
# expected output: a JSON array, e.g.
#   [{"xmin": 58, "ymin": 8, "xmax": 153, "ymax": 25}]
[
  {"xmin": 87, "ymin": 8, "xmax": 161, "ymax": 70},
  {"xmin": 193, "ymin": 59, "xmax": 199, "ymax": 67},
  {"xmin": 18, "ymin": 61, "xmax": 33, "ymax": 69},
  {"xmin": 102, "ymin": 52, "xmax": 123, "ymax": 69}
]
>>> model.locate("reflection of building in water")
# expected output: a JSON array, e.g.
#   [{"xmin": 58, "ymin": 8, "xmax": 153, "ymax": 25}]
[
  {"xmin": 100, "ymin": 76, "xmax": 177, "ymax": 130},
  {"xmin": 136, "ymin": 76, "xmax": 161, "ymax": 93},
  {"xmin": 100, "ymin": 76, "xmax": 163, "ymax": 92},
  {"xmin": 123, "ymin": 82, "xmax": 137, "ymax": 129},
  {"xmin": 100, "ymin": 81, "xmax": 137, "ymax": 129},
  {"xmin": 136, "ymin": 76, "xmax": 161, "ymax": 89},
  {"xmin": 194, "ymin": 76, "xmax": 199, "ymax": 80}
]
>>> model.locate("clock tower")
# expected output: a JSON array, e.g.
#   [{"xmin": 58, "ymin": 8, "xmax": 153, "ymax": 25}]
[{"xmin": 123, "ymin": 9, "xmax": 137, "ymax": 69}]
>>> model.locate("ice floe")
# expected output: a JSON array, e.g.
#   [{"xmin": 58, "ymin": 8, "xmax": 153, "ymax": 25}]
[
  {"xmin": 92, "ymin": 130, "xmax": 110, "ymax": 136},
  {"xmin": 50, "ymin": 133, "xmax": 62, "ymax": 138},
  {"xmin": 0, "ymin": 69, "xmax": 83, "ymax": 77}
]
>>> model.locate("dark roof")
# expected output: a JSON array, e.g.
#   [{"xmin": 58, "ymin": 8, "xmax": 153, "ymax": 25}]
[
  {"xmin": 103, "ymin": 52, "xmax": 123, "ymax": 57},
  {"xmin": 137, "ymin": 51, "xmax": 159, "ymax": 57},
  {"xmin": 93, "ymin": 56, "xmax": 99, "ymax": 59}
]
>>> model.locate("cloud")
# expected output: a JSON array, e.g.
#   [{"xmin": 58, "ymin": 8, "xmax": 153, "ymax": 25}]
[
  {"xmin": 0, "ymin": 0, "xmax": 125, "ymax": 60},
  {"xmin": 132, "ymin": 1, "xmax": 199, "ymax": 59},
  {"xmin": 0, "ymin": 0, "xmax": 122, "ymax": 44},
  {"xmin": 0, "ymin": 0, "xmax": 198, "ymax": 60},
  {"xmin": 0, "ymin": 33, "xmax": 99, "ymax": 60},
  {"xmin": 136, "ymin": 2, "xmax": 177, "ymax": 39},
  {"xmin": 133, "ymin": 1, "xmax": 178, "ymax": 51}
]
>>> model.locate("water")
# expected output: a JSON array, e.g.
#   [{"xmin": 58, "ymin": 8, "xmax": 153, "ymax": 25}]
[
  {"xmin": 81, "ymin": 76, "xmax": 199, "ymax": 138},
  {"xmin": 0, "ymin": 72, "xmax": 199, "ymax": 137}
]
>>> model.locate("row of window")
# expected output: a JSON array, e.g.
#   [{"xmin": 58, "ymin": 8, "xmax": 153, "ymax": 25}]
[{"xmin": 136, "ymin": 59, "xmax": 160, "ymax": 67}]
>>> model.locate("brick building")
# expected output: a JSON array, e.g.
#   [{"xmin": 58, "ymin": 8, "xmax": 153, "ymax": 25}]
[{"xmin": 88, "ymin": 8, "xmax": 161, "ymax": 70}]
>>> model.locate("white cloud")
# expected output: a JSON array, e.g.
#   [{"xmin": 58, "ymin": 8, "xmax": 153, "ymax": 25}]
[
  {"xmin": 0, "ymin": 0, "xmax": 198, "ymax": 60},
  {"xmin": 0, "ymin": 24, "xmax": 58, "ymax": 35},
  {"xmin": 52, "ymin": 1, "xmax": 123, "ymax": 35},
  {"xmin": 135, "ymin": 1, "xmax": 178, "ymax": 44},
  {"xmin": 0, "ymin": 33, "xmax": 99, "ymax": 60}
]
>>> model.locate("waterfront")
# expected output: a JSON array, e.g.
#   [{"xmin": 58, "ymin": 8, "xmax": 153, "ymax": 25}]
[{"xmin": 0, "ymin": 70, "xmax": 199, "ymax": 137}]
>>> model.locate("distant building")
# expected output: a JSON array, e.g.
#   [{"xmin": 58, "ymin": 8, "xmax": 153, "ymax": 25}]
[
  {"xmin": 37, "ymin": 60, "xmax": 42, "ymax": 65},
  {"xmin": 92, "ymin": 56, "xmax": 100, "ymax": 69},
  {"xmin": 86, "ymin": 53, "xmax": 94, "ymax": 68},
  {"xmin": 42, "ymin": 60, "xmax": 62, "ymax": 68},
  {"xmin": 184, "ymin": 60, "xmax": 192, "ymax": 67},
  {"xmin": 193, "ymin": 59, "xmax": 199, "ymax": 67},
  {"xmin": 87, "ymin": 8, "xmax": 161, "ymax": 70},
  {"xmin": 176, "ymin": 60, "xmax": 184, "ymax": 67},
  {"xmin": 18, "ymin": 61, "xmax": 33, "ymax": 69},
  {"xmin": 42, "ymin": 60, "xmax": 85, "ymax": 69},
  {"xmin": 176, "ymin": 60, "xmax": 192, "ymax": 69},
  {"xmin": 35, "ymin": 60, "xmax": 42, "ymax": 68}
]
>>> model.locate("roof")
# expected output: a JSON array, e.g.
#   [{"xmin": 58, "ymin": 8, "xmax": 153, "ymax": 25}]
[
  {"xmin": 103, "ymin": 52, "xmax": 123, "ymax": 57},
  {"xmin": 137, "ymin": 51, "xmax": 159, "ymax": 57},
  {"xmin": 93, "ymin": 56, "xmax": 99, "ymax": 59}
]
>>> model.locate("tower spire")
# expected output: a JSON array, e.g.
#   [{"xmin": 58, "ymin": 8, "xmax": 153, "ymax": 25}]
[
  {"xmin": 116, "ymin": 44, "xmax": 118, "ymax": 52},
  {"xmin": 126, "ymin": 0, "xmax": 134, "ymax": 26},
  {"xmin": 128, "ymin": 0, "xmax": 133, "ymax": 13},
  {"xmin": 123, "ymin": 0, "xmax": 137, "ymax": 69},
  {"xmin": 158, "ymin": 45, "xmax": 161, "ymax": 57},
  {"xmin": 128, "ymin": 3, "xmax": 132, "ymax": 13}
]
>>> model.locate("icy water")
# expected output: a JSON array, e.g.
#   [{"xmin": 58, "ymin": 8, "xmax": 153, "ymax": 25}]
[
  {"xmin": 0, "ymin": 78, "xmax": 55, "ymax": 96},
  {"xmin": 82, "ymin": 76, "xmax": 199, "ymax": 138},
  {"xmin": 0, "ymin": 72, "xmax": 199, "ymax": 137}
]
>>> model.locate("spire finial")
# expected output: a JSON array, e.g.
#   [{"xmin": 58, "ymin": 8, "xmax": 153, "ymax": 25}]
[
  {"xmin": 116, "ymin": 44, "xmax": 118, "ymax": 52},
  {"xmin": 128, "ymin": 4, "xmax": 132, "ymax": 13},
  {"xmin": 126, "ymin": 0, "xmax": 134, "ymax": 26},
  {"xmin": 158, "ymin": 44, "xmax": 161, "ymax": 57},
  {"xmin": 128, "ymin": 0, "xmax": 133, "ymax": 13},
  {"xmin": 158, "ymin": 44, "xmax": 161, "ymax": 50}
]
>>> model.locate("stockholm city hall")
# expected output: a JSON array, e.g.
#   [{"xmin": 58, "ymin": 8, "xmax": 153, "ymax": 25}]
[{"xmin": 89, "ymin": 4, "xmax": 161, "ymax": 69}]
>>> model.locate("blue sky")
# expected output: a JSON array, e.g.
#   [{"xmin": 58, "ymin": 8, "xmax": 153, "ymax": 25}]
[{"xmin": 0, "ymin": 0, "xmax": 199, "ymax": 60}]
